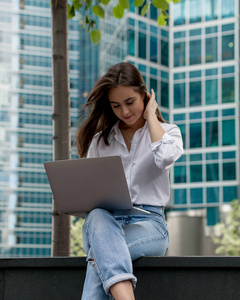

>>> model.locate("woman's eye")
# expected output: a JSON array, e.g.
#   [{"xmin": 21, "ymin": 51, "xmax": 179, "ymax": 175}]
[
  {"xmin": 127, "ymin": 102, "xmax": 133, "ymax": 105},
  {"xmin": 113, "ymin": 105, "xmax": 120, "ymax": 108}
]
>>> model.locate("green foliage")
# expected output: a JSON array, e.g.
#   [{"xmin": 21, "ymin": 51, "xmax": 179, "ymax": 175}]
[
  {"xmin": 71, "ymin": 217, "xmax": 86, "ymax": 256},
  {"xmin": 68, "ymin": 0, "xmax": 182, "ymax": 44},
  {"xmin": 211, "ymin": 200, "xmax": 240, "ymax": 256}
]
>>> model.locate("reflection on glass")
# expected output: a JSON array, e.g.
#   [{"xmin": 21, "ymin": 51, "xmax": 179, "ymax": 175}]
[
  {"xmin": 222, "ymin": 35, "xmax": 234, "ymax": 61},
  {"xmin": 173, "ymin": 0, "xmax": 186, "ymax": 25},
  {"xmin": 150, "ymin": 36, "xmax": 157, "ymax": 63},
  {"xmin": 205, "ymin": 37, "xmax": 218, "ymax": 62},
  {"xmin": 223, "ymin": 162, "xmax": 236, "ymax": 180},
  {"xmin": 222, "ymin": 0, "xmax": 235, "ymax": 18},
  {"xmin": 190, "ymin": 81, "xmax": 201, "ymax": 106},
  {"xmin": 206, "ymin": 164, "xmax": 219, "ymax": 181},
  {"xmin": 206, "ymin": 207, "xmax": 220, "ymax": 225},
  {"xmin": 190, "ymin": 123, "xmax": 202, "ymax": 148},
  {"xmin": 205, "ymin": 79, "xmax": 218, "ymax": 105},
  {"xmin": 161, "ymin": 81, "xmax": 169, "ymax": 108},
  {"xmin": 189, "ymin": 0, "xmax": 202, "ymax": 23},
  {"xmin": 174, "ymin": 42, "xmax": 185, "ymax": 67},
  {"xmin": 205, "ymin": 0, "xmax": 218, "ymax": 20},
  {"xmin": 223, "ymin": 186, "xmax": 237, "ymax": 202},
  {"xmin": 174, "ymin": 189, "xmax": 187, "ymax": 205},
  {"xmin": 150, "ymin": 78, "xmax": 158, "ymax": 97},
  {"xmin": 190, "ymin": 188, "xmax": 203, "ymax": 204},
  {"xmin": 174, "ymin": 83, "xmax": 185, "ymax": 108},
  {"xmin": 138, "ymin": 32, "xmax": 146, "ymax": 59},
  {"xmin": 190, "ymin": 165, "xmax": 202, "ymax": 182},
  {"xmin": 174, "ymin": 165, "xmax": 187, "ymax": 183},
  {"xmin": 128, "ymin": 30, "xmax": 135, "ymax": 56},
  {"xmin": 161, "ymin": 40, "xmax": 169, "ymax": 66},
  {"xmin": 206, "ymin": 121, "xmax": 218, "ymax": 147},
  {"xmin": 222, "ymin": 77, "xmax": 234, "ymax": 103},
  {"xmin": 222, "ymin": 120, "xmax": 235, "ymax": 145},
  {"xmin": 178, "ymin": 124, "xmax": 186, "ymax": 147},
  {"xmin": 190, "ymin": 40, "xmax": 201, "ymax": 65}
]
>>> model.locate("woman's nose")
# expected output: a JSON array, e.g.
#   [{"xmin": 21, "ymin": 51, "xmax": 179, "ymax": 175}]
[{"xmin": 122, "ymin": 106, "xmax": 129, "ymax": 116}]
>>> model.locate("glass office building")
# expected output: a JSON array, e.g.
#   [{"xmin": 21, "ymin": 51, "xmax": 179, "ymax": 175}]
[
  {"xmin": 100, "ymin": 0, "xmax": 239, "ymax": 225},
  {"xmin": 0, "ymin": 0, "xmax": 81, "ymax": 257}
]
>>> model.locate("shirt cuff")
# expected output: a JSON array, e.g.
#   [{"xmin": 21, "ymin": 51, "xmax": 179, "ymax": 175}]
[{"xmin": 150, "ymin": 133, "xmax": 175, "ymax": 151}]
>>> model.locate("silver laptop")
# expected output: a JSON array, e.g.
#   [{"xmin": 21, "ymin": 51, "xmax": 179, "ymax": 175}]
[{"xmin": 44, "ymin": 156, "xmax": 149, "ymax": 217}]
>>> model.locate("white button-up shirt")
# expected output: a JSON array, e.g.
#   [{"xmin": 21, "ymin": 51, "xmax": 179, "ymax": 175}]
[{"xmin": 87, "ymin": 121, "xmax": 183, "ymax": 207}]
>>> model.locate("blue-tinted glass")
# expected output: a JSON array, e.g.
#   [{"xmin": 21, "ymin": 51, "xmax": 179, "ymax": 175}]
[
  {"xmin": 206, "ymin": 152, "xmax": 218, "ymax": 160},
  {"xmin": 174, "ymin": 31, "xmax": 186, "ymax": 39},
  {"xmin": 206, "ymin": 121, "xmax": 218, "ymax": 147},
  {"xmin": 139, "ymin": 64, "xmax": 146, "ymax": 73},
  {"xmin": 190, "ymin": 112, "xmax": 202, "ymax": 119},
  {"xmin": 174, "ymin": 83, "xmax": 185, "ymax": 108},
  {"xmin": 190, "ymin": 40, "xmax": 201, "ymax": 65},
  {"xmin": 174, "ymin": 189, "xmax": 187, "ymax": 205},
  {"xmin": 205, "ymin": 68, "xmax": 218, "ymax": 76},
  {"xmin": 150, "ymin": 68, "xmax": 157, "ymax": 76},
  {"xmin": 190, "ymin": 188, "xmax": 203, "ymax": 204},
  {"xmin": 128, "ymin": 18, "xmax": 135, "ymax": 26},
  {"xmin": 190, "ymin": 29, "xmax": 201, "ymax": 36},
  {"xmin": 128, "ymin": 30, "xmax": 135, "ymax": 56},
  {"xmin": 189, "ymin": 0, "xmax": 202, "ymax": 23},
  {"xmin": 206, "ymin": 110, "xmax": 218, "ymax": 118},
  {"xmin": 174, "ymin": 0, "xmax": 186, "ymax": 25},
  {"xmin": 150, "ymin": 36, "xmax": 157, "ymax": 63},
  {"xmin": 177, "ymin": 154, "xmax": 186, "ymax": 162},
  {"xmin": 178, "ymin": 124, "xmax": 186, "ymax": 147},
  {"xmin": 150, "ymin": 25, "xmax": 157, "ymax": 34},
  {"xmin": 190, "ymin": 165, "xmax": 202, "ymax": 182},
  {"xmin": 161, "ymin": 40, "xmax": 169, "ymax": 66},
  {"xmin": 207, "ymin": 188, "xmax": 219, "ymax": 203},
  {"xmin": 174, "ymin": 72, "xmax": 185, "ymax": 80},
  {"xmin": 222, "ymin": 35, "xmax": 234, "ymax": 61},
  {"xmin": 174, "ymin": 165, "xmax": 187, "ymax": 183},
  {"xmin": 223, "ymin": 186, "xmax": 237, "ymax": 203},
  {"xmin": 161, "ymin": 112, "xmax": 169, "ymax": 122},
  {"xmin": 190, "ymin": 70, "xmax": 201, "ymax": 78},
  {"xmin": 138, "ymin": 32, "xmax": 146, "ymax": 59},
  {"xmin": 161, "ymin": 29, "xmax": 169, "ymax": 38},
  {"xmin": 205, "ymin": 26, "xmax": 218, "ymax": 34},
  {"xmin": 222, "ymin": 66, "xmax": 234, "ymax": 74},
  {"xmin": 222, "ymin": 108, "xmax": 234, "ymax": 116},
  {"xmin": 205, "ymin": 79, "xmax": 218, "ymax": 105},
  {"xmin": 223, "ymin": 162, "xmax": 236, "ymax": 180},
  {"xmin": 206, "ymin": 207, "xmax": 220, "ymax": 225},
  {"xmin": 222, "ymin": 120, "xmax": 235, "ymax": 145},
  {"xmin": 150, "ymin": 4, "xmax": 157, "ymax": 20},
  {"xmin": 205, "ymin": 0, "xmax": 218, "ymax": 20},
  {"xmin": 174, "ymin": 42, "xmax": 185, "ymax": 67},
  {"xmin": 190, "ymin": 154, "xmax": 202, "ymax": 161},
  {"xmin": 190, "ymin": 123, "xmax": 202, "ymax": 148},
  {"xmin": 174, "ymin": 113, "xmax": 185, "ymax": 121},
  {"xmin": 130, "ymin": 0, "xmax": 135, "ymax": 12},
  {"xmin": 223, "ymin": 151, "xmax": 235, "ymax": 159},
  {"xmin": 139, "ymin": 21, "xmax": 146, "ymax": 30},
  {"xmin": 190, "ymin": 81, "xmax": 201, "ymax": 106},
  {"xmin": 222, "ymin": 77, "xmax": 234, "ymax": 103},
  {"xmin": 206, "ymin": 164, "xmax": 219, "ymax": 181},
  {"xmin": 222, "ymin": 0, "xmax": 235, "ymax": 18},
  {"xmin": 222, "ymin": 23, "xmax": 234, "ymax": 31},
  {"xmin": 161, "ymin": 71, "xmax": 169, "ymax": 80},
  {"xmin": 205, "ymin": 37, "xmax": 218, "ymax": 62},
  {"xmin": 150, "ymin": 78, "xmax": 158, "ymax": 96},
  {"xmin": 161, "ymin": 81, "xmax": 169, "ymax": 108}
]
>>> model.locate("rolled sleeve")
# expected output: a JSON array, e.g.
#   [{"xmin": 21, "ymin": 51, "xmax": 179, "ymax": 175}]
[{"xmin": 150, "ymin": 126, "xmax": 184, "ymax": 170}]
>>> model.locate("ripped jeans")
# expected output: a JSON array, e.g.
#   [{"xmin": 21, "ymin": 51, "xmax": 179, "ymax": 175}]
[{"xmin": 81, "ymin": 205, "xmax": 169, "ymax": 300}]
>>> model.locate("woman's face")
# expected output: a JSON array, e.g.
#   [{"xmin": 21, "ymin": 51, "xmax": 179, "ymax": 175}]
[{"xmin": 108, "ymin": 86, "xmax": 145, "ymax": 128}]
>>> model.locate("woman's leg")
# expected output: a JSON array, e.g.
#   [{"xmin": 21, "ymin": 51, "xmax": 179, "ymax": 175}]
[{"xmin": 81, "ymin": 208, "xmax": 137, "ymax": 299}]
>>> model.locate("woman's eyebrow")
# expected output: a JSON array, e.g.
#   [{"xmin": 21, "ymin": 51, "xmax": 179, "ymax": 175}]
[{"xmin": 109, "ymin": 97, "xmax": 135, "ymax": 103}]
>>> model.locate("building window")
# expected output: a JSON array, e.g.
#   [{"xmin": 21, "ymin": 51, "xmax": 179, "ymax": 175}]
[
  {"xmin": 206, "ymin": 121, "xmax": 218, "ymax": 147},
  {"xmin": 138, "ymin": 32, "xmax": 146, "ymax": 59},
  {"xmin": 173, "ymin": 0, "xmax": 186, "ymax": 25},
  {"xmin": 190, "ymin": 188, "xmax": 203, "ymax": 204},
  {"xmin": 190, "ymin": 123, "xmax": 202, "ymax": 148},
  {"xmin": 205, "ymin": 79, "xmax": 218, "ymax": 105},
  {"xmin": 174, "ymin": 42, "xmax": 185, "ymax": 67},
  {"xmin": 223, "ymin": 162, "xmax": 236, "ymax": 180},
  {"xmin": 161, "ymin": 81, "xmax": 169, "ymax": 108},
  {"xmin": 174, "ymin": 83, "xmax": 185, "ymax": 108},
  {"xmin": 207, "ymin": 187, "xmax": 219, "ymax": 203},
  {"xmin": 174, "ymin": 189, "xmax": 187, "ymax": 205},
  {"xmin": 190, "ymin": 165, "xmax": 202, "ymax": 182},
  {"xmin": 205, "ymin": 37, "xmax": 218, "ymax": 62},
  {"xmin": 128, "ymin": 30, "xmax": 135, "ymax": 56},
  {"xmin": 178, "ymin": 124, "xmax": 186, "ymax": 148},
  {"xmin": 189, "ymin": 81, "xmax": 201, "ymax": 106},
  {"xmin": 222, "ymin": 119, "xmax": 235, "ymax": 145},
  {"xmin": 161, "ymin": 40, "xmax": 169, "ymax": 66},
  {"xmin": 222, "ymin": 77, "xmax": 234, "ymax": 103},
  {"xmin": 206, "ymin": 164, "xmax": 219, "ymax": 181},
  {"xmin": 222, "ymin": 0, "xmax": 235, "ymax": 18},
  {"xmin": 174, "ymin": 165, "xmax": 187, "ymax": 183},
  {"xmin": 223, "ymin": 186, "xmax": 237, "ymax": 202},
  {"xmin": 205, "ymin": 0, "xmax": 218, "ymax": 20},
  {"xmin": 150, "ymin": 36, "xmax": 157, "ymax": 63},
  {"xmin": 206, "ymin": 207, "xmax": 220, "ymax": 226},
  {"xmin": 189, "ymin": 39, "xmax": 201, "ymax": 65},
  {"xmin": 222, "ymin": 34, "xmax": 234, "ymax": 60},
  {"xmin": 189, "ymin": 0, "xmax": 202, "ymax": 23}
]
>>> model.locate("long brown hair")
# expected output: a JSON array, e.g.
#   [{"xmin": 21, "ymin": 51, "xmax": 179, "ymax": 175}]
[{"xmin": 75, "ymin": 62, "xmax": 166, "ymax": 157}]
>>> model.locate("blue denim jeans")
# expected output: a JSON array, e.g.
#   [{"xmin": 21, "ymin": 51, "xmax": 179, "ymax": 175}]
[{"xmin": 81, "ymin": 205, "xmax": 169, "ymax": 300}]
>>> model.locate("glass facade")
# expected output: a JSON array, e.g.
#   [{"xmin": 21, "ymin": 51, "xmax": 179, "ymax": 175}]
[{"xmin": 0, "ymin": 0, "xmax": 81, "ymax": 257}]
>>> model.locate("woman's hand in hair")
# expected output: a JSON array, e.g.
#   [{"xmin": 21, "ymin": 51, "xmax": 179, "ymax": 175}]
[{"xmin": 143, "ymin": 89, "xmax": 158, "ymax": 121}]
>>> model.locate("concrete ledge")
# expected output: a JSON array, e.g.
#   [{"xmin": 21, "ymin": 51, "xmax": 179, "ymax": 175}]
[{"xmin": 1, "ymin": 256, "xmax": 240, "ymax": 299}]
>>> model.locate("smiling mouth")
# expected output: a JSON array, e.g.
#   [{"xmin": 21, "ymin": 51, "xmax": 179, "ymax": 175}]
[{"xmin": 123, "ymin": 115, "xmax": 133, "ymax": 120}]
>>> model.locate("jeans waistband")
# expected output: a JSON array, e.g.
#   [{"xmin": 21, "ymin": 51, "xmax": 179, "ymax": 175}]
[{"xmin": 133, "ymin": 204, "xmax": 164, "ymax": 213}]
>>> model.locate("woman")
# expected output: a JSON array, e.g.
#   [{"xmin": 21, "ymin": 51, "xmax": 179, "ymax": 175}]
[{"xmin": 75, "ymin": 62, "xmax": 183, "ymax": 300}]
